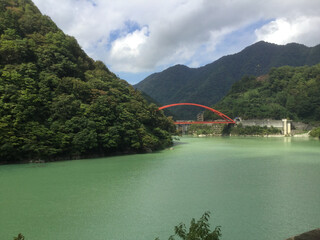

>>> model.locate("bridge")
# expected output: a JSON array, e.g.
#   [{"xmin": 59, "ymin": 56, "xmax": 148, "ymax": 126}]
[{"xmin": 159, "ymin": 103, "xmax": 236, "ymax": 124}]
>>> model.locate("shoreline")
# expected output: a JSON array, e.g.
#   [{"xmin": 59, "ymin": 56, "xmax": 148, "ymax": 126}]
[
  {"xmin": 0, "ymin": 145, "xmax": 172, "ymax": 166},
  {"xmin": 188, "ymin": 133, "xmax": 312, "ymax": 138}
]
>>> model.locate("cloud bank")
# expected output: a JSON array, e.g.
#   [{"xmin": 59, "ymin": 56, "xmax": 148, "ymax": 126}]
[{"xmin": 33, "ymin": 0, "xmax": 320, "ymax": 83}]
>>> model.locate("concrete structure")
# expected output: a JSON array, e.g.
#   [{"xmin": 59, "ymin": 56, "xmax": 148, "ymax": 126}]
[
  {"xmin": 282, "ymin": 119, "xmax": 292, "ymax": 135},
  {"xmin": 177, "ymin": 118, "xmax": 311, "ymax": 135},
  {"xmin": 197, "ymin": 112, "xmax": 204, "ymax": 121},
  {"xmin": 291, "ymin": 121, "xmax": 313, "ymax": 131},
  {"xmin": 237, "ymin": 119, "xmax": 311, "ymax": 131},
  {"xmin": 176, "ymin": 122, "xmax": 226, "ymax": 135},
  {"xmin": 236, "ymin": 118, "xmax": 300, "ymax": 135},
  {"xmin": 237, "ymin": 119, "xmax": 283, "ymax": 128},
  {"xmin": 176, "ymin": 124, "xmax": 190, "ymax": 134}
]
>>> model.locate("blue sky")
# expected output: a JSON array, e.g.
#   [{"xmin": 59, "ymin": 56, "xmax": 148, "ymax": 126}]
[{"xmin": 33, "ymin": 0, "xmax": 320, "ymax": 84}]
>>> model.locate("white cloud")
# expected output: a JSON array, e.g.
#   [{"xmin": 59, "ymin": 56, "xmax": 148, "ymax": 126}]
[
  {"xmin": 32, "ymin": 0, "xmax": 320, "ymax": 83},
  {"xmin": 109, "ymin": 27, "xmax": 149, "ymax": 72},
  {"xmin": 255, "ymin": 16, "xmax": 320, "ymax": 46}
]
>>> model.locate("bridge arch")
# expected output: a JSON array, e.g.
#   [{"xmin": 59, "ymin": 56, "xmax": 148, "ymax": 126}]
[{"xmin": 159, "ymin": 103, "xmax": 235, "ymax": 124}]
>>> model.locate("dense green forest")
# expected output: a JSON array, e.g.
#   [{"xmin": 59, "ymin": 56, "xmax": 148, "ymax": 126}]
[
  {"xmin": 135, "ymin": 41, "xmax": 320, "ymax": 119},
  {"xmin": 207, "ymin": 64, "xmax": 320, "ymax": 123},
  {"xmin": 0, "ymin": 0, "xmax": 175, "ymax": 163}
]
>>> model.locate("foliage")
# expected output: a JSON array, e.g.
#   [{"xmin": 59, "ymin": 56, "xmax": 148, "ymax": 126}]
[
  {"xmin": 14, "ymin": 213, "xmax": 221, "ymax": 240},
  {"xmin": 135, "ymin": 42, "xmax": 320, "ymax": 119},
  {"xmin": 156, "ymin": 211, "xmax": 221, "ymax": 240},
  {"xmin": 13, "ymin": 233, "xmax": 25, "ymax": 240},
  {"xmin": 212, "ymin": 64, "xmax": 320, "ymax": 123},
  {"xmin": 0, "ymin": 0, "xmax": 175, "ymax": 163},
  {"xmin": 187, "ymin": 124, "xmax": 224, "ymax": 136},
  {"xmin": 310, "ymin": 127, "xmax": 320, "ymax": 138},
  {"xmin": 230, "ymin": 124, "xmax": 281, "ymax": 136}
]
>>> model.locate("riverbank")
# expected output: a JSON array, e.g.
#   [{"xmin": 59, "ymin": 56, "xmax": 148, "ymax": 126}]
[
  {"xmin": 0, "ymin": 145, "xmax": 169, "ymax": 165},
  {"xmin": 185, "ymin": 123, "xmax": 320, "ymax": 138},
  {"xmin": 192, "ymin": 133, "xmax": 312, "ymax": 138},
  {"xmin": 286, "ymin": 228, "xmax": 320, "ymax": 240}
]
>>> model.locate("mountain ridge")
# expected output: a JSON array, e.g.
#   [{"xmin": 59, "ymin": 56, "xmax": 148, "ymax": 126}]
[{"xmin": 135, "ymin": 41, "xmax": 320, "ymax": 119}]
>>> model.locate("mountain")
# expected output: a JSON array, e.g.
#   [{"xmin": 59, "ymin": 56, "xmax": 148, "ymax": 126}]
[
  {"xmin": 0, "ymin": 0, "xmax": 175, "ymax": 163},
  {"xmin": 209, "ymin": 64, "xmax": 320, "ymax": 122},
  {"xmin": 135, "ymin": 41, "xmax": 320, "ymax": 119}
]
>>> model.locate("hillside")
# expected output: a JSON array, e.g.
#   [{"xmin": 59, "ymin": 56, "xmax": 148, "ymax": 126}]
[
  {"xmin": 135, "ymin": 41, "xmax": 320, "ymax": 119},
  {"xmin": 209, "ymin": 64, "xmax": 320, "ymax": 122},
  {"xmin": 0, "ymin": 0, "xmax": 175, "ymax": 163}
]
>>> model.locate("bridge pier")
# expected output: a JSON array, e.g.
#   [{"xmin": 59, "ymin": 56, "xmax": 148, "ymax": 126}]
[{"xmin": 176, "ymin": 124, "xmax": 190, "ymax": 134}]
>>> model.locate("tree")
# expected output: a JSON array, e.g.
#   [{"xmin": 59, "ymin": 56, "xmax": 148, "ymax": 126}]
[
  {"xmin": 310, "ymin": 127, "xmax": 320, "ymax": 138},
  {"xmin": 156, "ymin": 212, "xmax": 221, "ymax": 240}
]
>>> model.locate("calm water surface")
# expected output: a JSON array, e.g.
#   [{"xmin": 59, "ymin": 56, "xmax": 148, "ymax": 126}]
[{"xmin": 1, "ymin": 137, "xmax": 320, "ymax": 240}]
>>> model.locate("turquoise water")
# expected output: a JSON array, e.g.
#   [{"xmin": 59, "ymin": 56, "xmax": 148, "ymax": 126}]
[{"xmin": 1, "ymin": 137, "xmax": 320, "ymax": 240}]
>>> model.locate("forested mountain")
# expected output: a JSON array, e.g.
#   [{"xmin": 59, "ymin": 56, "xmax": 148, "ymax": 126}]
[
  {"xmin": 0, "ymin": 0, "xmax": 175, "ymax": 163},
  {"xmin": 135, "ymin": 41, "xmax": 320, "ymax": 119},
  {"xmin": 209, "ymin": 64, "xmax": 320, "ymax": 122}
]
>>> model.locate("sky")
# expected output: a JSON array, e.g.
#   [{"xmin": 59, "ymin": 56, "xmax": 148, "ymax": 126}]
[{"xmin": 33, "ymin": 0, "xmax": 320, "ymax": 84}]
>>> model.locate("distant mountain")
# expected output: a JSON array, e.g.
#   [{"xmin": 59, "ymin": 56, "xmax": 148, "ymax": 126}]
[
  {"xmin": 135, "ymin": 41, "xmax": 320, "ymax": 119},
  {"xmin": 210, "ymin": 64, "xmax": 320, "ymax": 122}
]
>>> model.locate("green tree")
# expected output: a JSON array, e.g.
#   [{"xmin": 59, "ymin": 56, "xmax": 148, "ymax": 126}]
[
  {"xmin": 156, "ymin": 212, "xmax": 221, "ymax": 240},
  {"xmin": 310, "ymin": 127, "xmax": 320, "ymax": 138}
]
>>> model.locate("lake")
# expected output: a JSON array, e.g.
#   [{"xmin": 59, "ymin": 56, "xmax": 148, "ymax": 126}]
[{"xmin": 1, "ymin": 137, "xmax": 320, "ymax": 240}]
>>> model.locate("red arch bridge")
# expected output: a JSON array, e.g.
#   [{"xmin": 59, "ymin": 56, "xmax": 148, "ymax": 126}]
[{"xmin": 158, "ymin": 103, "xmax": 235, "ymax": 124}]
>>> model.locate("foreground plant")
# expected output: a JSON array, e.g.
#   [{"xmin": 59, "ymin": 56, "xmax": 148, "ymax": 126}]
[
  {"xmin": 13, "ymin": 233, "xmax": 25, "ymax": 240},
  {"xmin": 156, "ymin": 211, "xmax": 221, "ymax": 240}
]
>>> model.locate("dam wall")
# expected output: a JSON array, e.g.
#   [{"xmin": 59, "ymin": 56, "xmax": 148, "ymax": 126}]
[{"xmin": 238, "ymin": 119, "xmax": 311, "ymax": 130}]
